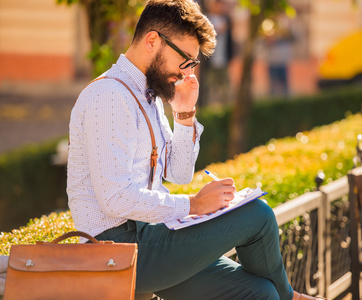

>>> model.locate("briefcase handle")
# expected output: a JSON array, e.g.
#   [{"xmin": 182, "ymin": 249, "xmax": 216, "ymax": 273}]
[{"xmin": 50, "ymin": 231, "xmax": 100, "ymax": 244}]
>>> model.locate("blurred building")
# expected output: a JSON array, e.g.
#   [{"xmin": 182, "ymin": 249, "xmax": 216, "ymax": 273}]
[
  {"xmin": 228, "ymin": 0, "xmax": 362, "ymax": 98},
  {"xmin": 0, "ymin": 0, "xmax": 90, "ymax": 84},
  {"xmin": 0, "ymin": 0, "xmax": 361, "ymax": 97}
]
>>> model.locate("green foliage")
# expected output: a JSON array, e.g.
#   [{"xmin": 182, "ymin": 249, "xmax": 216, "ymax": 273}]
[
  {"xmin": 196, "ymin": 86, "xmax": 362, "ymax": 170},
  {"xmin": 57, "ymin": 0, "xmax": 144, "ymax": 20},
  {"xmin": 1, "ymin": 114, "xmax": 360, "ymax": 255},
  {"xmin": 0, "ymin": 139, "xmax": 68, "ymax": 233},
  {"xmin": 166, "ymin": 113, "xmax": 360, "ymax": 208},
  {"xmin": 56, "ymin": 0, "xmax": 79, "ymax": 5},
  {"xmin": 0, "ymin": 212, "xmax": 76, "ymax": 256},
  {"xmin": 88, "ymin": 43, "xmax": 118, "ymax": 77},
  {"xmin": 56, "ymin": 0, "xmax": 145, "ymax": 76},
  {"xmin": 0, "ymin": 87, "xmax": 360, "ymax": 236},
  {"xmin": 196, "ymin": 105, "xmax": 232, "ymax": 170}
]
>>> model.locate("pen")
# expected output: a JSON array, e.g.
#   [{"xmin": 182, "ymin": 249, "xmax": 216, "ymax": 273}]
[{"xmin": 205, "ymin": 170, "xmax": 219, "ymax": 180}]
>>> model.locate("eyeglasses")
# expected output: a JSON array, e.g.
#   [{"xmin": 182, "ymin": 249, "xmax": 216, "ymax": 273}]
[{"xmin": 152, "ymin": 30, "xmax": 200, "ymax": 69}]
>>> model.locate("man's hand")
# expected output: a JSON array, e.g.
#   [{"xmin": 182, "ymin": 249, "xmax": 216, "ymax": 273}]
[
  {"xmin": 170, "ymin": 74, "xmax": 199, "ymax": 115},
  {"xmin": 189, "ymin": 178, "xmax": 236, "ymax": 215}
]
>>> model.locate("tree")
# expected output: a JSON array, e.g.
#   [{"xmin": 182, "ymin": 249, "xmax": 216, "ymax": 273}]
[
  {"xmin": 57, "ymin": 0, "xmax": 145, "ymax": 76},
  {"xmin": 228, "ymin": 0, "xmax": 292, "ymax": 157},
  {"xmin": 58, "ymin": 0, "xmax": 292, "ymax": 155}
]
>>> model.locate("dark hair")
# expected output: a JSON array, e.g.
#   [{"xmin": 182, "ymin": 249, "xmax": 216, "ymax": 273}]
[{"xmin": 132, "ymin": 0, "xmax": 216, "ymax": 57}]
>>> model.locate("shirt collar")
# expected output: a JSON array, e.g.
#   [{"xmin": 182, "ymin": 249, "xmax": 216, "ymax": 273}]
[{"xmin": 116, "ymin": 54, "xmax": 147, "ymax": 94}]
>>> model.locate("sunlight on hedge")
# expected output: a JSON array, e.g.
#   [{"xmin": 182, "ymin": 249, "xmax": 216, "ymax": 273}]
[
  {"xmin": 0, "ymin": 211, "xmax": 76, "ymax": 255},
  {"xmin": 1, "ymin": 113, "xmax": 361, "ymax": 255},
  {"xmin": 165, "ymin": 113, "xmax": 361, "ymax": 207}
]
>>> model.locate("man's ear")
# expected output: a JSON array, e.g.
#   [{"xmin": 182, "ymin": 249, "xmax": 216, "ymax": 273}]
[{"xmin": 144, "ymin": 31, "xmax": 161, "ymax": 53}]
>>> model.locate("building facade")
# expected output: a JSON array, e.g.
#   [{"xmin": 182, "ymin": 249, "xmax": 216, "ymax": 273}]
[{"xmin": 0, "ymin": 0, "xmax": 90, "ymax": 84}]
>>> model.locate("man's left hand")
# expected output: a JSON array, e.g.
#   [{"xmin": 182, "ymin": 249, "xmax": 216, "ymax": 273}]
[{"xmin": 170, "ymin": 74, "xmax": 199, "ymax": 113}]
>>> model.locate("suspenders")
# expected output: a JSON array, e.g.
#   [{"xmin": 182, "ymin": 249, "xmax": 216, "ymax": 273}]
[{"xmin": 80, "ymin": 76, "xmax": 166, "ymax": 190}]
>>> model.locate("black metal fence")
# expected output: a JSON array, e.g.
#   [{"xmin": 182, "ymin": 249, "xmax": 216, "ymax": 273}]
[
  {"xmin": 147, "ymin": 174, "xmax": 353, "ymax": 300},
  {"xmin": 225, "ymin": 175, "xmax": 351, "ymax": 299}
]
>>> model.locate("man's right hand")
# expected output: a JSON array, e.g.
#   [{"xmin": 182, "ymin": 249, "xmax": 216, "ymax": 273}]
[{"xmin": 188, "ymin": 178, "xmax": 236, "ymax": 215}]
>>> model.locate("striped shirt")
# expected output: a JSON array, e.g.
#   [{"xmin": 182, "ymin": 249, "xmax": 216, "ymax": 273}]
[{"xmin": 67, "ymin": 54, "xmax": 203, "ymax": 239}]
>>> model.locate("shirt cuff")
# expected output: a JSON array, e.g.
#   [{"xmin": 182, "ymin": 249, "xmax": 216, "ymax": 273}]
[
  {"xmin": 171, "ymin": 194, "xmax": 190, "ymax": 220},
  {"xmin": 194, "ymin": 118, "xmax": 204, "ymax": 141},
  {"xmin": 173, "ymin": 118, "xmax": 204, "ymax": 141}
]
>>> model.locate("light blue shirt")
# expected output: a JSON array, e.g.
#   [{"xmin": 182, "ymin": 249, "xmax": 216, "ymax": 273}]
[{"xmin": 67, "ymin": 54, "xmax": 204, "ymax": 238}]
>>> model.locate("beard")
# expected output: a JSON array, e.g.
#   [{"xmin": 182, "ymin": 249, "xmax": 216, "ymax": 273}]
[{"xmin": 145, "ymin": 50, "xmax": 183, "ymax": 102}]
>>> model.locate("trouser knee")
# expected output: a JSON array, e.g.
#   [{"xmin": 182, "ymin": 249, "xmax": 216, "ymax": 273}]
[
  {"xmin": 254, "ymin": 279, "xmax": 279, "ymax": 300},
  {"xmin": 250, "ymin": 199, "xmax": 279, "ymax": 235},
  {"xmin": 264, "ymin": 200, "xmax": 279, "ymax": 224}
]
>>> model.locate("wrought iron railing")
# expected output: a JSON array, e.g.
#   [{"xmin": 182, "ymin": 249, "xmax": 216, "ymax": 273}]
[
  {"xmin": 147, "ymin": 175, "xmax": 351, "ymax": 300},
  {"xmin": 225, "ymin": 175, "xmax": 350, "ymax": 299}
]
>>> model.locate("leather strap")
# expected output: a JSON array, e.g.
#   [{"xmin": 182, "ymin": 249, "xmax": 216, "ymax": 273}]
[
  {"xmin": 83, "ymin": 76, "xmax": 159, "ymax": 190},
  {"xmin": 36, "ymin": 231, "xmax": 117, "ymax": 244},
  {"xmin": 173, "ymin": 106, "xmax": 196, "ymax": 120},
  {"xmin": 39, "ymin": 231, "xmax": 100, "ymax": 244}
]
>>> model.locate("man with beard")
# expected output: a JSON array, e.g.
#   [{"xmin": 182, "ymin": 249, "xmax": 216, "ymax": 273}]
[{"xmin": 67, "ymin": 1, "xmax": 328, "ymax": 299}]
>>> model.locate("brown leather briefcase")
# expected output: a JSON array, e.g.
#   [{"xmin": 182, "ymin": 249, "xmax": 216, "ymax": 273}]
[{"xmin": 4, "ymin": 231, "xmax": 137, "ymax": 300}]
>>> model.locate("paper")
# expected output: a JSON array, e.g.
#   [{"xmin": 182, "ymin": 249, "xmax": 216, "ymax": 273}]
[{"xmin": 164, "ymin": 187, "xmax": 267, "ymax": 230}]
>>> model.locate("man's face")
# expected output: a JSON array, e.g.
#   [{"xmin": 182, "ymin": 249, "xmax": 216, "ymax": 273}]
[{"xmin": 145, "ymin": 48, "xmax": 183, "ymax": 102}]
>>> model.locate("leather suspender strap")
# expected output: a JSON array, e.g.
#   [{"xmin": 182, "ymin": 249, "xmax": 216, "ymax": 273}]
[{"xmin": 85, "ymin": 76, "xmax": 158, "ymax": 190}]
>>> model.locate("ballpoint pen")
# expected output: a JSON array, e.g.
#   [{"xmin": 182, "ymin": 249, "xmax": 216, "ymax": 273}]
[{"xmin": 205, "ymin": 170, "xmax": 219, "ymax": 180}]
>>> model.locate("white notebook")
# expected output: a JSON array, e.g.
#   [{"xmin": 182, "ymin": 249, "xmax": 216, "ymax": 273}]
[{"xmin": 164, "ymin": 187, "xmax": 267, "ymax": 230}]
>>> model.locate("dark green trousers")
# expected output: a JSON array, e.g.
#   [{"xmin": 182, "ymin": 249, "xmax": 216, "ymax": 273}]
[{"xmin": 95, "ymin": 199, "xmax": 294, "ymax": 300}]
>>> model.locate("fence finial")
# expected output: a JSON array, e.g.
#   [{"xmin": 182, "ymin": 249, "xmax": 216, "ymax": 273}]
[{"xmin": 315, "ymin": 171, "xmax": 325, "ymax": 191}]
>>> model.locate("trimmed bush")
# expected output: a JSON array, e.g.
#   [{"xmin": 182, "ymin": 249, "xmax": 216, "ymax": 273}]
[
  {"xmin": 167, "ymin": 113, "xmax": 360, "ymax": 208},
  {"xmin": 196, "ymin": 86, "xmax": 362, "ymax": 170},
  {"xmin": 0, "ymin": 86, "xmax": 361, "ymax": 241},
  {"xmin": 1, "ymin": 113, "xmax": 361, "ymax": 255},
  {"xmin": 0, "ymin": 139, "xmax": 68, "ymax": 232}
]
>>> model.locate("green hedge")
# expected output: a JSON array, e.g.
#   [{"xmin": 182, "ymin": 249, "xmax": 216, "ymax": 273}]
[
  {"xmin": 196, "ymin": 86, "xmax": 362, "ymax": 170},
  {"xmin": 166, "ymin": 113, "xmax": 360, "ymax": 207},
  {"xmin": 0, "ymin": 139, "xmax": 68, "ymax": 232},
  {"xmin": 0, "ymin": 86, "xmax": 361, "ymax": 233},
  {"xmin": 1, "ymin": 113, "xmax": 361, "ymax": 255}
]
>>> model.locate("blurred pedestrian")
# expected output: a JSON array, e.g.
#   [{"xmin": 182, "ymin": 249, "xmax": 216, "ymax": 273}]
[
  {"xmin": 205, "ymin": 0, "xmax": 235, "ymax": 105},
  {"xmin": 264, "ymin": 14, "xmax": 295, "ymax": 97}
]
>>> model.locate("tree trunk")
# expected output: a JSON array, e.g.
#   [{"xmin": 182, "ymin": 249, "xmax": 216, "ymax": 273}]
[
  {"xmin": 227, "ymin": 8, "xmax": 266, "ymax": 158},
  {"xmin": 84, "ymin": 1, "xmax": 109, "ymax": 45}
]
